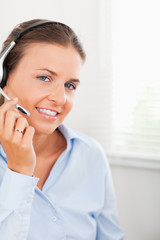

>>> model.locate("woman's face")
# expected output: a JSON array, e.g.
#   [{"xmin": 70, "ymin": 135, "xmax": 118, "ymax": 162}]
[{"xmin": 4, "ymin": 43, "xmax": 82, "ymax": 135}]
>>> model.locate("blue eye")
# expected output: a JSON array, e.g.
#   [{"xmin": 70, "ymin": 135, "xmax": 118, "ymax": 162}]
[
  {"xmin": 65, "ymin": 82, "xmax": 76, "ymax": 90},
  {"xmin": 38, "ymin": 75, "xmax": 50, "ymax": 82}
]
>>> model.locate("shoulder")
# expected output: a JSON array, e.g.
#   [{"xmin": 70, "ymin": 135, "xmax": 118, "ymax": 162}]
[{"xmin": 73, "ymin": 128, "xmax": 104, "ymax": 152}]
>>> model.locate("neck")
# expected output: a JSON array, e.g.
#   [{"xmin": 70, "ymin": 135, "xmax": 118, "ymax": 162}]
[{"xmin": 33, "ymin": 129, "xmax": 65, "ymax": 158}]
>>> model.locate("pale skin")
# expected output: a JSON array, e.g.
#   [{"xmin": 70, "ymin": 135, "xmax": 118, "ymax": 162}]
[{"xmin": 0, "ymin": 43, "xmax": 82, "ymax": 189}]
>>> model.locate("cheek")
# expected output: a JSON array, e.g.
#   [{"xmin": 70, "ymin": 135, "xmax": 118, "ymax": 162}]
[{"xmin": 65, "ymin": 95, "xmax": 75, "ymax": 112}]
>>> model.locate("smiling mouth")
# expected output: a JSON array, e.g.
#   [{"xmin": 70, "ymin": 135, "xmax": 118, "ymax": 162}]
[{"xmin": 36, "ymin": 107, "xmax": 58, "ymax": 117}]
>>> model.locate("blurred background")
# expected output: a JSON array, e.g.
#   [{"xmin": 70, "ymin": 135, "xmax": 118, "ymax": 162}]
[{"xmin": 1, "ymin": 0, "xmax": 160, "ymax": 239}]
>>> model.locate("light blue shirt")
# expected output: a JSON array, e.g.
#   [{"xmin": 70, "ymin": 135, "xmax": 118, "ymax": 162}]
[{"xmin": 0, "ymin": 124, "xmax": 125, "ymax": 240}]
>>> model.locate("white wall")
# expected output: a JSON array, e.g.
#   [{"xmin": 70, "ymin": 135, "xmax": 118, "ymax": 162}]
[
  {"xmin": 111, "ymin": 164, "xmax": 160, "ymax": 240},
  {"xmin": 1, "ymin": 1, "xmax": 160, "ymax": 240}
]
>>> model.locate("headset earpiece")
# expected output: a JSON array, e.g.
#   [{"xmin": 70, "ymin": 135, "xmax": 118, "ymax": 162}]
[{"xmin": 0, "ymin": 65, "xmax": 8, "ymax": 88}]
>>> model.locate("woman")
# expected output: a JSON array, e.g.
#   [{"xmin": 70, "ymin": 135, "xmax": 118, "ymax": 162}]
[{"xmin": 0, "ymin": 19, "xmax": 125, "ymax": 239}]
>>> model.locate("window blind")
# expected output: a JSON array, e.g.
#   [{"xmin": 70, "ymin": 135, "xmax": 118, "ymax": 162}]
[{"xmin": 110, "ymin": 0, "xmax": 160, "ymax": 160}]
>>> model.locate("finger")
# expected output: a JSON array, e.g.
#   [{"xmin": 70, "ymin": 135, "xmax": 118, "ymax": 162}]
[
  {"xmin": 0, "ymin": 98, "xmax": 18, "ymax": 132},
  {"xmin": 0, "ymin": 98, "xmax": 18, "ymax": 112},
  {"xmin": 12, "ymin": 117, "xmax": 29, "ymax": 144},
  {"xmin": 3, "ymin": 110, "xmax": 22, "ymax": 139},
  {"xmin": 21, "ymin": 126, "xmax": 35, "ymax": 146}
]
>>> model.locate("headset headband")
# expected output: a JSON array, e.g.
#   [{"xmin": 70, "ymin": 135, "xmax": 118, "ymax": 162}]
[
  {"xmin": 14, "ymin": 20, "xmax": 54, "ymax": 42},
  {"xmin": 0, "ymin": 20, "xmax": 54, "ymax": 88}
]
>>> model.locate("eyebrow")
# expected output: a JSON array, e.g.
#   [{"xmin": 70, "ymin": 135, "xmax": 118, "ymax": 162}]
[
  {"xmin": 37, "ymin": 68, "xmax": 80, "ymax": 83},
  {"xmin": 37, "ymin": 68, "xmax": 57, "ymax": 76}
]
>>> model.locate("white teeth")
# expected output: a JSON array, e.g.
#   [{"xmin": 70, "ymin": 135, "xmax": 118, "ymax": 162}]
[{"xmin": 37, "ymin": 108, "xmax": 57, "ymax": 116}]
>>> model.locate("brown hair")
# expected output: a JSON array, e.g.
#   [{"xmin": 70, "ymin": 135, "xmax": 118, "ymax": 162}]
[{"xmin": 1, "ymin": 19, "xmax": 86, "ymax": 74}]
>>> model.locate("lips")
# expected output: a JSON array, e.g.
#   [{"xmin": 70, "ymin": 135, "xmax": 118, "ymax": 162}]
[{"xmin": 36, "ymin": 107, "xmax": 58, "ymax": 117}]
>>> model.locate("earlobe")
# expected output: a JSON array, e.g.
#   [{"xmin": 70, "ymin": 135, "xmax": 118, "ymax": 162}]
[{"xmin": 2, "ymin": 86, "xmax": 8, "ymax": 94}]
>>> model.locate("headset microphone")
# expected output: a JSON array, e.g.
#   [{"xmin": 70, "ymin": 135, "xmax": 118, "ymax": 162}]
[{"xmin": 0, "ymin": 20, "xmax": 53, "ymax": 116}]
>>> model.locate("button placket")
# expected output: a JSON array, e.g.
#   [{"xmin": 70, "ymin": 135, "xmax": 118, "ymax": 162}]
[
  {"xmin": 51, "ymin": 215, "xmax": 57, "ymax": 222},
  {"xmin": 46, "ymin": 200, "xmax": 58, "ymax": 222}
]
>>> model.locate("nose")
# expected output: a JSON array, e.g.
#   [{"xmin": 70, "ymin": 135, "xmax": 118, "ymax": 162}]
[{"xmin": 47, "ymin": 84, "xmax": 67, "ymax": 106}]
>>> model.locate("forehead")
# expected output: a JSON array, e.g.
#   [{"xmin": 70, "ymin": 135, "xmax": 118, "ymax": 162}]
[
  {"xmin": 15, "ymin": 42, "xmax": 83, "ymax": 77},
  {"xmin": 23, "ymin": 42, "xmax": 82, "ymax": 59},
  {"xmin": 25, "ymin": 42, "xmax": 81, "ymax": 61}
]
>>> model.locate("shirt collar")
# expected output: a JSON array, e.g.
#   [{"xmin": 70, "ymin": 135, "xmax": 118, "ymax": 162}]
[
  {"xmin": 58, "ymin": 124, "xmax": 79, "ymax": 141},
  {"xmin": 0, "ymin": 124, "xmax": 89, "ymax": 163},
  {"xmin": 58, "ymin": 124, "xmax": 90, "ymax": 148}
]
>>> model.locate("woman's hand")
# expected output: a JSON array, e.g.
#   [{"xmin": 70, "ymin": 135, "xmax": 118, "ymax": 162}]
[{"xmin": 0, "ymin": 98, "xmax": 36, "ymax": 176}]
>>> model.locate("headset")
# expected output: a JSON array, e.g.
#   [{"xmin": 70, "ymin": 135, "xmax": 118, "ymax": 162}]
[{"xmin": 0, "ymin": 20, "xmax": 54, "ymax": 116}]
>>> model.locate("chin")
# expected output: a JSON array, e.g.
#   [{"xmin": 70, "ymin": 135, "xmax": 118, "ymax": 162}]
[{"xmin": 34, "ymin": 125, "xmax": 58, "ymax": 135}]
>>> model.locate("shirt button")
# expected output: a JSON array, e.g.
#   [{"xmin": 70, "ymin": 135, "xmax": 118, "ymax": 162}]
[{"xmin": 52, "ymin": 216, "xmax": 57, "ymax": 221}]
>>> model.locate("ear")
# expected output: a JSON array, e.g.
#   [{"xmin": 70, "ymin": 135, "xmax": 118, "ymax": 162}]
[{"xmin": 3, "ymin": 85, "xmax": 8, "ymax": 94}]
